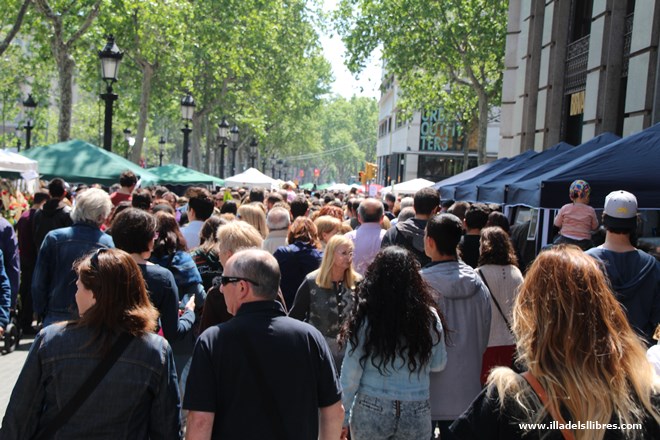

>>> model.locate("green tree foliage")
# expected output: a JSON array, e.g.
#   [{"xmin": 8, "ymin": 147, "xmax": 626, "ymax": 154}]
[{"xmin": 335, "ymin": 0, "xmax": 507, "ymax": 164}]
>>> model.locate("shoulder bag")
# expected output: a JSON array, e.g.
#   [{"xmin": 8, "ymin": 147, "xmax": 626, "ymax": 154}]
[
  {"xmin": 477, "ymin": 269, "xmax": 512, "ymax": 333},
  {"xmin": 32, "ymin": 333, "xmax": 134, "ymax": 440},
  {"xmin": 520, "ymin": 372, "xmax": 576, "ymax": 440}
]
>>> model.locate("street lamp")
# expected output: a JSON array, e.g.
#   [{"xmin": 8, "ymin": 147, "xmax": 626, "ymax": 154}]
[
  {"xmin": 276, "ymin": 159, "xmax": 284, "ymax": 180},
  {"xmin": 22, "ymin": 94, "xmax": 37, "ymax": 149},
  {"xmin": 230, "ymin": 124, "xmax": 240, "ymax": 175},
  {"xmin": 158, "ymin": 136, "xmax": 165, "ymax": 166},
  {"xmin": 217, "ymin": 117, "xmax": 230, "ymax": 178},
  {"xmin": 261, "ymin": 156, "xmax": 267, "ymax": 174},
  {"xmin": 98, "ymin": 35, "xmax": 124, "ymax": 152},
  {"xmin": 270, "ymin": 155, "xmax": 276, "ymax": 178},
  {"xmin": 249, "ymin": 138, "xmax": 258, "ymax": 168},
  {"xmin": 180, "ymin": 92, "xmax": 195, "ymax": 167}
]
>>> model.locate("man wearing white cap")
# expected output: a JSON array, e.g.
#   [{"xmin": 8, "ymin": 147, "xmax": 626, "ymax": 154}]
[{"xmin": 586, "ymin": 190, "xmax": 660, "ymax": 346}]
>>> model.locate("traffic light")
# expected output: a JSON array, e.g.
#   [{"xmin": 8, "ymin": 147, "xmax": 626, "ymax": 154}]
[
  {"xmin": 365, "ymin": 162, "xmax": 378, "ymax": 180},
  {"xmin": 358, "ymin": 171, "xmax": 366, "ymax": 185}
]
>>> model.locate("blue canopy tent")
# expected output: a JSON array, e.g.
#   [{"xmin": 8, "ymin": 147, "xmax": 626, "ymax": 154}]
[
  {"xmin": 506, "ymin": 132, "xmax": 621, "ymax": 207},
  {"xmin": 440, "ymin": 151, "xmax": 537, "ymax": 202},
  {"xmin": 453, "ymin": 143, "xmax": 574, "ymax": 203},
  {"xmin": 475, "ymin": 142, "xmax": 574, "ymax": 204},
  {"xmin": 435, "ymin": 157, "xmax": 513, "ymax": 200},
  {"xmin": 540, "ymin": 123, "xmax": 660, "ymax": 209}
]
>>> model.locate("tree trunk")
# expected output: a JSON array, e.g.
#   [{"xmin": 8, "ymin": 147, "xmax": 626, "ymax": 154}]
[
  {"xmin": 204, "ymin": 120, "xmax": 212, "ymax": 174},
  {"xmin": 190, "ymin": 113, "xmax": 203, "ymax": 170},
  {"xmin": 0, "ymin": 0, "xmax": 31, "ymax": 57},
  {"xmin": 131, "ymin": 63, "xmax": 153, "ymax": 163},
  {"xmin": 476, "ymin": 89, "xmax": 489, "ymax": 165},
  {"xmin": 56, "ymin": 52, "xmax": 74, "ymax": 142}
]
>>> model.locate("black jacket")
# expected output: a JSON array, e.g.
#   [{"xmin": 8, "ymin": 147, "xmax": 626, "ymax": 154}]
[{"xmin": 32, "ymin": 199, "xmax": 72, "ymax": 249}]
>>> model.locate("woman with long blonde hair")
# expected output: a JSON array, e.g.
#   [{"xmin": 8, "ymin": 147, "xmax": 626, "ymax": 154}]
[
  {"xmin": 451, "ymin": 245, "xmax": 660, "ymax": 440},
  {"xmin": 290, "ymin": 234, "xmax": 360, "ymax": 368},
  {"xmin": 237, "ymin": 203, "xmax": 268, "ymax": 238}
]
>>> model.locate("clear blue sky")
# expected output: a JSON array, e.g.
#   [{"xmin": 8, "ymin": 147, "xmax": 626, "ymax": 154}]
[{"xmin": 320, "ymin": 0, "xmax": 381, "ymax": 99}]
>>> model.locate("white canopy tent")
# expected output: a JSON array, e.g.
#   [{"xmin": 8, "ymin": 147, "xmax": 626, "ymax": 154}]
[
  {"xmin": 224, "ymin": 167, "xmax": 278, "ymax": 189},
  {"xmin": 0, "ymin": 149, "xmax": 39, "ymax": 191},
  {"xmin": 391, "ymin": 178, "xmax": 435, "ymax": 196},
  {"xmin": 327, "ymin": 183, "xmax": 351, "ymax": 192}
]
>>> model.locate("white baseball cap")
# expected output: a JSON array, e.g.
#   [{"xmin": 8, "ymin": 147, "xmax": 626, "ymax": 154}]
[{"xmin": 603, "ymin": 190, "xmax": 637, "ymax": 228}]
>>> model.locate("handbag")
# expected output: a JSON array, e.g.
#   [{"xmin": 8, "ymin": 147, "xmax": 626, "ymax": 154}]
[
  {"xmin": 520, "ymin": 372, "xmax": 576, "ymax": 440},
  {"xmin": 32, "ymin": 333, "xmax": 134, "ymax": 440}
]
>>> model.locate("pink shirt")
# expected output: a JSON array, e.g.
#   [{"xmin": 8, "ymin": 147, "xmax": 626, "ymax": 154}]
[{"xmin": 554, "ymin": 202, "xmax": 598, "ymax": 240}]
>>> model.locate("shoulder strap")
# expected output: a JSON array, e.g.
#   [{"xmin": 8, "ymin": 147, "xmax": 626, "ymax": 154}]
[
  {"xmin": 520, "ymin": 372, "xmax": 576, "ymax": 440},
  {"xmin": 32, "ymin": 333, "xmax": 134, "ymax": 440},
  {"xmin": 238, "ymin": 332, "xmax": 288, "ymax": 440},
  {"xmin": 477, "ymin": 269, "xmax": 512, "ymax": 332}
]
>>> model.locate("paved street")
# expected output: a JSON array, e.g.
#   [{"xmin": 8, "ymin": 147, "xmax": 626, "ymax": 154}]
[{"xmin": 0, "ymin": 336, "xmax": 35, "ymax": 421}]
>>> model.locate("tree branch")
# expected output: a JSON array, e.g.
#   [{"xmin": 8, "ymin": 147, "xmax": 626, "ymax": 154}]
[
  {"xmin": 0, "ymin": 0, "xmax": 31, "ymax": 57},
  {"xmin": 66, "ymin": 0, "xmax": 102, "ymax": 46}
]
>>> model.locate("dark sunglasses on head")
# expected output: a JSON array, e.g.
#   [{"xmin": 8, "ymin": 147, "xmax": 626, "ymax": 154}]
[
  {"xmin": 89, "ymin": 248, "xmax": 110, "ymax": 271},
  {"xmin": 220, "ymin": 275, "xmax": 260, "ymax": 286}
]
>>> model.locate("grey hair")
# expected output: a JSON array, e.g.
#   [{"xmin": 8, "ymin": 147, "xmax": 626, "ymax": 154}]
[
  {"xmin": 400, "ymin": 197, "xmax": 414, "ymax": 209},
  {"xmin": 230, "ymin": 249, "xmax": 280, "ymax": 299},
  {"xmin": 71, "ymin": 188, "xmax": 112, "ymax": 226},
  {"xmin": 266, "ymin": 207, "xmax": 291, "ymax": 231},
  {"xmin": 398, "ymin": 207, "xmax": 416, "ymax": 223}
]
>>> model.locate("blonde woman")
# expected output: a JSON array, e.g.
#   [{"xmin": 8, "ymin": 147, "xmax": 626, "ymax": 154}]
[
  {"xmin": 314, "ymin": 215, "xmax": 342, "ymax": 249},
  {"xmin": 237, "ymin": 203, "xmax": 268, "ymax": 238},
  {"xmin": 290, "ymin": 235, "xmax": 360, "ymax": 368},
  {"xmin": 451, "ymin": 245, "xmax": 660, "ymax": 440}
]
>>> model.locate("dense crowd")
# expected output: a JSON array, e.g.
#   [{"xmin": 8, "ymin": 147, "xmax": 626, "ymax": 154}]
[{"xmin": 0, "ymin": 170, "xmax": 659, "ymax": 440}]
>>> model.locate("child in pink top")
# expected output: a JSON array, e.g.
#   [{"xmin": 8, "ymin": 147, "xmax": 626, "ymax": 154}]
[{"xmin": 553, "ymin": 179, "xmax": 599, "ymax": 250}]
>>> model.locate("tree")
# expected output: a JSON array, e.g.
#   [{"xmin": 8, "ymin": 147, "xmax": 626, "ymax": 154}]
[
  {"xmin": 0, "ymin": 0, "xmax": 32, "ymax": 56},
  {"xmin": 335, "ymin": 0, "xmax": 507, "ymax": 164},
  {"xmin": 33, "ymin": 0, "xmax": 102, "ymax": 141}
]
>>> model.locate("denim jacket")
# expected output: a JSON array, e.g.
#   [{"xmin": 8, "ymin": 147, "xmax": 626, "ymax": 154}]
[
  {"xmin": 339, "ymin": 309, "xmax": 447, "ymax": 425},
  {"xmin": 0, "ymin": 324, "xmax": 182, "ymax": 439},
  {"xmin": 31, "ymin": 222, "xmax": 114, "ymax": 325}
]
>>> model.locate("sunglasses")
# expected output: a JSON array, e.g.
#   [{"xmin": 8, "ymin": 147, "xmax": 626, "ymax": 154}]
[
  {"xmin": 89, "ymin": 248, "xmax": 109, "ymax": 271},
  {"xmin": 220, "ymin": 275, "xmax": 260, "ymax": 286}
]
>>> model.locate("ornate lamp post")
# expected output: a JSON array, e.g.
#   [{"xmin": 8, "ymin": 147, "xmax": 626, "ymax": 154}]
[
  {"xmin": 180, "ymin": 92, "xmax": 195, "ymax": 167},
  {"xmin": 158, "ymin": 136, "xmax": 165, "ymax": 166},
  {"xmin": 229, "ymin": 124, "xmax": 240, "ymax": 175},
  {"xmin": 276, "ymin": 159, "xmax": 284, "ymax": 180},
  {"xmin": 98, "ymin": 35, "xmax": 123, "ymax": 152},
  {"xmin": 249, "ymin": 138, "xmax": 258, "ymax": 168},
  {"xmin": 217, "ymin": 117, "xmax": 230, "ymax": 178},
  {"xmin": 123, "ymin": 128, "xmax": 133, "ymax": 158},
  {"xmin": 22, "ymin": 94, "xmax": 37, "ymax": 149}
]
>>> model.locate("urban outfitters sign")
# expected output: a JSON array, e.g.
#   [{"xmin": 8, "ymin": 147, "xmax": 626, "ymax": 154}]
[{"xmin": 419, "ymin": 109, "xmax": 465, "ymax": 152}]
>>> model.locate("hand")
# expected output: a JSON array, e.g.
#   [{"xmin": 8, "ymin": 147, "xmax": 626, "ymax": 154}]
[
  {"xmin": 185, "ymin": 295, "xmax": 196, "ymax": 312},
  {"xmin": 340, "ymin": 426, "xmax": 349, "ymax": 440}
]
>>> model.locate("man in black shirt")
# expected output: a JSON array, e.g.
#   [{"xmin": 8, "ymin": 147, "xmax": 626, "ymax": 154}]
[
  {"xmin": 458, "ymin": 203, "xmax": 489, "ymax": 268},
  {"xmin": 184, "ymin": 249, "xmax": 344, "ymax": 440}
]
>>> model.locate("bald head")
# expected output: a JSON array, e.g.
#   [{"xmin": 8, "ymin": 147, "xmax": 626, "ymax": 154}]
[
  {"xmin": 226, "ymin": 249, "xmax": 280, "ymax": 299},
  {"xmin": 357, "ymin": 198, "xmax": 384, "ymax": 224}
]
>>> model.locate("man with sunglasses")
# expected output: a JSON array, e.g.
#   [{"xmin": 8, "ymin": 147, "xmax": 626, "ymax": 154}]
[{"xmin": 184, "ymin": 249, "xmax": 344, "ymax": 440}]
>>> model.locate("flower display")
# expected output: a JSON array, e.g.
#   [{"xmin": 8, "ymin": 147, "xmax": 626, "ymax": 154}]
[{"xmin": 0, "ymin": 179, "xmax": 31, "ymax": 225}]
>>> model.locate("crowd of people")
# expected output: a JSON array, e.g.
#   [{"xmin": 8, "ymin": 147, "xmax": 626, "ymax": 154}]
[{"xmin": 0, "ymin": 170, "xmax": 659, "ymax": 439}]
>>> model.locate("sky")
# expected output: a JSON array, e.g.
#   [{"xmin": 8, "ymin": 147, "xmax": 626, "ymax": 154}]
[{"xmin": 320, "ymin": 0, "xmax": 382, "ymax": 100}]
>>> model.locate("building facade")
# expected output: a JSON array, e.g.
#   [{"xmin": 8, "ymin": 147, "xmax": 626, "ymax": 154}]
[
  {"xmin": 376, "ymin": 75, "xmax": 500, "ymax": 186},
  {"xmin": 500, "ymin": 0, "xmax": 660, "ymax": 157}
]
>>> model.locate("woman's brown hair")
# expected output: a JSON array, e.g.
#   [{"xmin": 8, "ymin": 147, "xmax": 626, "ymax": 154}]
[
  {"xmin": 478, "ymin": 226, "xmax": 518, "ymax": 267},
  {"xmin": 75, "ymin": 248, "xmax": 158, "ymax": 353},
  {"xmin": 152, "ymin": 211, "xmax": 187, "ymax": 258},
  {"xmin": 287, "ymin": 217, "xmax": 320, "ymax": 249},
  {"xmin": 489, "ymin": 245, "xmax": 659, "ymax": 439}
]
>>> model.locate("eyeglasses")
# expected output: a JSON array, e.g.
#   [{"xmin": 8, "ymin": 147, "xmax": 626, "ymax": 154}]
[{"xmin": 220, "ymin": 275, "xmax": 260, "ymax": 286}]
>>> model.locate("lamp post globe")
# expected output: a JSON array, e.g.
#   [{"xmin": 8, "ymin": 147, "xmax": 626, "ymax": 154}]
[
  {"xmin": 22, "ymin": 94, "xmax": 37, "ymax": 149},
  {"xmin": 180, "ymin": 92, "xmax": 195, "ymax": 167},
  {"xmin": 98, "ymin": 35, "xmax": 123, "ymax": 152}
]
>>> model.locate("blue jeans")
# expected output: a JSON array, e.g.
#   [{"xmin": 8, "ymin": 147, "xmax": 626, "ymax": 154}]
[{"xmin": 350, "ymin": 393, "xmax": 432, "ymax": 440}]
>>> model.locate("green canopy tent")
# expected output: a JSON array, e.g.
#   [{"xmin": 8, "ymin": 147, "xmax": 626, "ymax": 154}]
[
  {"xmin": 299, "ymin": 182, "xmax": 315, "ymax": 190},
  {"xmin": 146, "ymin": 164, "xmax": 224, "ymax": 186},
  {"xmin": 21, "ymin": 139, "xmax": 161, "ymax": 186}
]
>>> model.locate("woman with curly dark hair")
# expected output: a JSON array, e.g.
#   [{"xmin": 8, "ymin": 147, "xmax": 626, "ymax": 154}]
[
  {"xmin": 476, "ymin": 226, "xmax": 523, "ymax": 385},
  {"xmin": 339, "ymin": 246, "xmax": 447, "ymax": 440}
]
